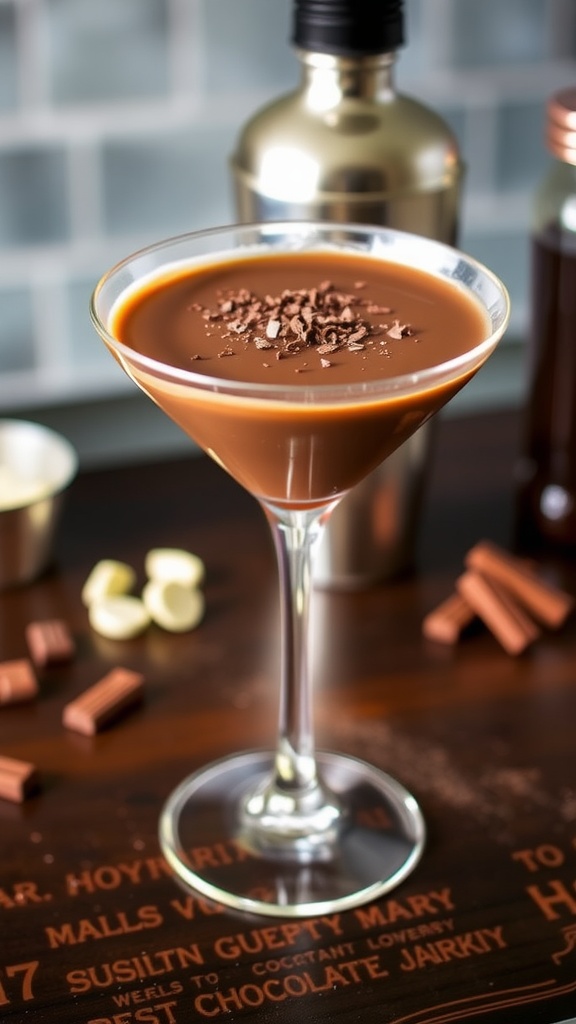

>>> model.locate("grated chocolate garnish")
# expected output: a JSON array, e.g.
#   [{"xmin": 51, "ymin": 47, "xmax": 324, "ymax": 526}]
[
  {"xmin": 189, "ymin": 276, "xmax": 416, "ymax": 366},
  {"xmin": 387, "ymin": 319, "xmax": 414, "ymax": 340}
]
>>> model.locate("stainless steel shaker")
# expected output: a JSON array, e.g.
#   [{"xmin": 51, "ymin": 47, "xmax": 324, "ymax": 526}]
[{"xmin": 231, "ymin": 0, "xmax": 462, "ymax": 587}]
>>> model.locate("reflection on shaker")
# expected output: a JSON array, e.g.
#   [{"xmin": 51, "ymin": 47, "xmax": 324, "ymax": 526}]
[
  {"xmin": 315, "ymin": 421, "xmax": 432, "ymax": 588},
  {"xmin": 231, "ymin": 0, "xmax": 462, "ymax": 586}
]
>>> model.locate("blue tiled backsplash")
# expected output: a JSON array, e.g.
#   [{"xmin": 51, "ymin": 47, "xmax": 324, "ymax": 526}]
[{"xmin": 1, "ymin": 0, "xmax": 575, "ymax": 460}]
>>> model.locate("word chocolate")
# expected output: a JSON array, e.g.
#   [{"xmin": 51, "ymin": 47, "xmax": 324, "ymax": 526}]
[
  {"xmin": 62, "ymin": 667, "xmax": 144, "ymax": 736},
  {"xmin": 0, "ymin": 754, "xmax": 40, "ymax": 802}
]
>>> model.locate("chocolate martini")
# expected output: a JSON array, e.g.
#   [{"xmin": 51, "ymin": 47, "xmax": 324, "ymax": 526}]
[
  {"xmin": 110, "ymin": 249, "xmax": 488, "ymax": 509},
  {"xmin": 92, "ymin": 222, "xmax": 509, "ymax": 918}
]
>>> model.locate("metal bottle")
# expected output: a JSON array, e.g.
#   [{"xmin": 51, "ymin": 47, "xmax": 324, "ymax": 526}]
[{"xmin": 230, "ymin": 0, "xmax": 463, "ymax": 587}]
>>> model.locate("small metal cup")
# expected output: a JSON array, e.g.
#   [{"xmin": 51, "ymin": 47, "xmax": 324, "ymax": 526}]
[{"xmin": 0, "ymin": 419, "xmax": 78, "ymax": 589}]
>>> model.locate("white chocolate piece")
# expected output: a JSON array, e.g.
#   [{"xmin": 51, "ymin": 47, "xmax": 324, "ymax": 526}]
[
  {"xmin": 82, "ymin": 559, "xmax": 137, "ymax": 607},
  {"xmin": 88, "ymin": 595, "xmax": 150, "ymax": 640},
  {"xmin": 143, "ymin": 579, "xmax": 205, "ymax": 633},
  {"xmin": 145, "ymin": 547, "xmax": 205, "ymax": 589}
]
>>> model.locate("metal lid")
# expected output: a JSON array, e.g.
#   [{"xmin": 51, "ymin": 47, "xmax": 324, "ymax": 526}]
[
  {"xmin": 292, "ymin": 0, "xmax": 405, "ymax": 57},
  {"xmin": 547, "ymin": 86, "xmax": 576, "ymax": 165}
]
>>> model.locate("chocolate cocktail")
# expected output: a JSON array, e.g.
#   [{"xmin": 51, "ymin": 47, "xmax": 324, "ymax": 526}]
[{"xmin": 91, "ymin": 222, "xmax": 510, "ymax": 917}]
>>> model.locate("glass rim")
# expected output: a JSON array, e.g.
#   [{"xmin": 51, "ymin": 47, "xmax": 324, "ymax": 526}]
[{"xmin": 90, "ymin": 221, "xmax": 511, "ymax": 403}]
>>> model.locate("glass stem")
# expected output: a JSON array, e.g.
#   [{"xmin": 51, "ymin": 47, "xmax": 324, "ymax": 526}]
[
  {"xmin": 266, "ymin": 506, "xmax": 324, "ymax": 794},
  {"xmin": 242, "ymin": 503, "xmax": 341, "ymax": 847}
]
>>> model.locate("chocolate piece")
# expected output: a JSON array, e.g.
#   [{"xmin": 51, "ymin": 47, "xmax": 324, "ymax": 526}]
[
  {"xmin": 25, "ymin": 619, "xmax": 75, "ymax": 668},
  {"xmin": 88, "ymin": 595, "xmax": 151, "ymax": 640},
  {"xmin": 456, "ymin": 570, "xmax": 541, "ymax": 656},
  {"xmin": 62, "ymin": 667, "xmax": 144, "ymax": 736},
  {"xmin": 386, "ymin": 319, "xmax": 411, "ymax": 340},
  {"xmin": 145, "ymin": 547, "xmax": 205, "ymax": 588},
  {"xmin": 193, "ymin": 272, "xmax": 411, "ymax": 367},
  {"xmin": 465, "ymin": 540, "xmax": 574, "ymax": 629},
  {"xmin": 422, "ymin": 592, "xmax": 476, "ymax": 645},
  {"xmin": 0, "ymin": 755, "xmax": 40, "ymax": 802},
  {"xmin": 0, "ymin": 659, "xmax": 38, "ymax": 705},
  {"xmin": 142, "ymin": 579, "xmax": 205, "ymax": 633},
  {"xmin": 82, "ymin": 559, "xmax": 137, "ymax": 608}
]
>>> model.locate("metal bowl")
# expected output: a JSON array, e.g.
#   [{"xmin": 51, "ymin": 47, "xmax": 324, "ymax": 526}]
[{"xmin": 0, "ymin": 419, "xmax": 78, "ymax": 589}]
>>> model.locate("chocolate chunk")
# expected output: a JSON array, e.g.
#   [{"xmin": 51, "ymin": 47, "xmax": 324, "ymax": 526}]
[
  {"xmin": 62, "ymin": 667, "xmax": 144, "ymax": 736},
  {"xmin": 188, "ymin": 265, "xmax": 421, "ymax": 372},
  {"xmin": 25, "ymin": 619, "xmax": 75, "ymax": 668},
  {"xmin": 0, "ymin": 755, "xmax": 40, "ymax": 803},
  {"xmin": 0, "ymin": 659, "xmax": 38, "ymax": 705}
]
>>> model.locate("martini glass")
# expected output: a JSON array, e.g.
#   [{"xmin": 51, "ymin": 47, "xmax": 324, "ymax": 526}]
[{"xmin": 91, "ymin": 221, "xmax": 509, "ymax": 918}]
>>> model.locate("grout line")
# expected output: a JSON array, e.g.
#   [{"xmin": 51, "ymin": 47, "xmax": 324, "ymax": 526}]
[
  {"xmin": 0, "ymin": 61, "xmax": 574, "ymax": 152},
  {"xmin": 66, "ymin": 140, "xmax": 103, "ymax": 242},
  {"xmin": 549, "ymin": 0, "xmax": 576, "ymax": 56},
  {"xmin": 0, "ymin": 94, "xmax": 221, "ymax": 147},
  {"xmin": 167, "ymin": 0, "xmax": 203, "ymax": 97},
  {"xmin": 30, "ymin": 274, "xmax": 69, "ymax": 375},
  {"xmin": 462, "ymin": 104, "xmax": 499, "ymax": 203},
  {"xmin": 16, "ymin": 0, "xmax": 50, "ymax": 111},
  {"xmin": 418, "ymin": 0, "xmax": 454, "ymax": 69}
]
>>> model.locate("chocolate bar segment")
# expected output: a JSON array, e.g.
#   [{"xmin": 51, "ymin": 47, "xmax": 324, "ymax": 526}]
[
  {"xmin": 25, "ymin": 619, "xmax": 75, "ymax": 668},
  {"xmin": 0, "ymin": 659, "xmax": 38, "ymax": 705},
  {"xmin": 62, "ymin": 667, "xmax": 144, "ymax": 736},
  {"xmin": 456, "ymin": 570, "xmax": 541, "ymax": 656},
  {"xmin": 0, "ymin": 755, "xmax": 40, "ymax": 802},
  {"xmin": 422, "ymin": 591, "xmax": 475, "ymax": 644},
  {"xmin": 465, "ymin": 541, "xmax": 574, "ymax": 629}
]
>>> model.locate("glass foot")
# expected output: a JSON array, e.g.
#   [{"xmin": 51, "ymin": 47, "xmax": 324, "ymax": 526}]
[{"xmin": 159, "ymin": 750, "xmax": 425, "ymax": 917}]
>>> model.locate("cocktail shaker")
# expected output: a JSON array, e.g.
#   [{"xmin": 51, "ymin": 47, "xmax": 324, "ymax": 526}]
[{"xmin": 230, "ymin": 0, "xmax": 463, "ymax": 586}]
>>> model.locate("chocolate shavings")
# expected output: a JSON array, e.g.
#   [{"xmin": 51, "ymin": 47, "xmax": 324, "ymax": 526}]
[{"xmin": 191, "ymin": 276, "xmax": 416, "ymax": 367}]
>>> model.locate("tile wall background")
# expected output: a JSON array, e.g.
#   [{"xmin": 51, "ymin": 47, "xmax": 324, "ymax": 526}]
[{"xmin": 0, "ymin": 0, "xmax": 575, "ymax": 463}]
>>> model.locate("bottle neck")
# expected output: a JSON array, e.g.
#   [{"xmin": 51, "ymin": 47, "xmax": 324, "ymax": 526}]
[{"xmin": 296, "ymin": 48, "xmax": 397, "ymax": 109}]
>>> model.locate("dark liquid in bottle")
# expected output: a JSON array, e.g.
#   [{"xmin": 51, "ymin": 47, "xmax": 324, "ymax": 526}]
[{"xmin": 516, "ymin": 224, "xmax": 576, "ymax": 547}]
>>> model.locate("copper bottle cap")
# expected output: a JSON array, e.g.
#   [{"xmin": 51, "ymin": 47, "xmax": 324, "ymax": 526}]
[{"xmin": 547, "ymin": 86, "xmax": 576, "ymax": 164}]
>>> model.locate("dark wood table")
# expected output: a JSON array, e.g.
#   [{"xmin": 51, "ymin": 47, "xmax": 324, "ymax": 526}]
[{"xmin": 2, "ymin": 409, "xmax": 576, "ymax": 1024}]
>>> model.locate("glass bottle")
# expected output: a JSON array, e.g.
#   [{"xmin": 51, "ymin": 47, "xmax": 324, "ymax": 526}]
[
  {"xmin": 230, "ymin": 0, "xmax": 463, "ymax": 586},
  {"xmin": 516, "ymin": 86, "xmax": 576, "ymax": 549}
]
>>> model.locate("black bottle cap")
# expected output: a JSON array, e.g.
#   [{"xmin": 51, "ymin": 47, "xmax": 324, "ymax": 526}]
[{"xmin": 292, "ymin": 0, "xmax": 405, "ymax": 56}]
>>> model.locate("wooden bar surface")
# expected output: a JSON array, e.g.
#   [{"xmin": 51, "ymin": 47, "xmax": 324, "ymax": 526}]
[{"xmin": 1, "ymin": 409, "xmax": 576, "ymax": 1024}]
